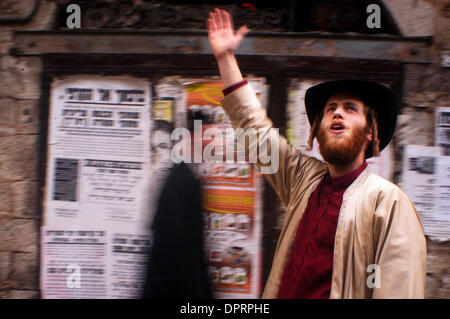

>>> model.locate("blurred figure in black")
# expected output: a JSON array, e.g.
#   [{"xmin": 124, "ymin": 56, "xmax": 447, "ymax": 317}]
[{"xmin": 142, "ymin": 120, "xmax": 211, "ymax": 299}]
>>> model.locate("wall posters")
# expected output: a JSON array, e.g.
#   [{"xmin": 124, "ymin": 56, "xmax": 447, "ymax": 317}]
[
  {"xmin": 41, "ymin": 75, "xmax": 152, "ymax": 298},
  {"xmin": 402, "ymin": 145, "xmax": 449, "ymax": 242},
  {"xmin": 183, "ymin": 80, "xmax": 264, "ymax": 298},
  {"xmin": 41, "ymin": 75, "xmax": 264, "ymax": 298},
  {"xmin": 435, "ymin": 107, "xmax": 450, "ymax": 156}
]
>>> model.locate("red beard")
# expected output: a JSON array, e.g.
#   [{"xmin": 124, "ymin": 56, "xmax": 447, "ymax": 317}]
[{"xmin": 317, "ymin": 123, "xmax": 369, "ymax": 166}]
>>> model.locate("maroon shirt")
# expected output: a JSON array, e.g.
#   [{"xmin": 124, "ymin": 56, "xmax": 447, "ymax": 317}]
[{"xmin": 277, "ymin": 161, "xmax": 368, "ymax": 298}]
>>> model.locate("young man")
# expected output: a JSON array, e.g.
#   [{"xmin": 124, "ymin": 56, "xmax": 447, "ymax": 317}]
[{"xmin": 207, "ymin": 9, "xmax": 426, "ymax": 298}]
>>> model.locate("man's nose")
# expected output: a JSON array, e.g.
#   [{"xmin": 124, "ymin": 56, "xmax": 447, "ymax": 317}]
[{"xmin": 332, "ymin": 107, "xmax": 344, "ymax": 119}]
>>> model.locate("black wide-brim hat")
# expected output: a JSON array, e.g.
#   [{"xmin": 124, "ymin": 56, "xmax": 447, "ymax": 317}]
[{"xmin": 304, "ymin": 79, "xmax": 398, "ymax": 159}]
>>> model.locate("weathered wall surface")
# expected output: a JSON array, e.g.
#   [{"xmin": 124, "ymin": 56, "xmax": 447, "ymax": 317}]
[
  {"xmin": 0, "ymin": 0, "xmax": 56, "ymax": 299},
  {"xmin": 0, "ymin": 0, "xmax": 448, "ymax": 299},
  {"xmin": 390, "ymin": 0, "xmax": 450, "ymax": 299}
]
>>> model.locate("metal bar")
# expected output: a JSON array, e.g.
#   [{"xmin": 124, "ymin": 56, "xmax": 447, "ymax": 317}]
[{"xmin": 12, "ymin": 31, "xmax": 432, "ymax": 63}]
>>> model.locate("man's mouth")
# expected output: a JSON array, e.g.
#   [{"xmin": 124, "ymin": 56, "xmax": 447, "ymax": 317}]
[{"xmin": 329, "ymin": 122, "xmax": 347, "ymax": 134}]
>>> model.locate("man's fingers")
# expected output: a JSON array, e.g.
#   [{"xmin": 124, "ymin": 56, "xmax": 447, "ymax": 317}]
[
  {"xmin": 208, "ymin": 13, "xmax": 216, "ymax": 31},
  {"xmin": 209, "ymin": 9, "xmax": 247, "ymax": 40},
  {"xmin": 207, "ymin": 15, "xmax": 217, "ymax": 33},
  {"xmin": 221, "ymin": 9, "xmax": 231, "ymax": 30},
  {"xmin": 214, "ymin": 8, "xmax": 223, "ymax": 29},
  {"xmin": 236, "ymin": 25, "xmax": 250, "ymax": 39}
]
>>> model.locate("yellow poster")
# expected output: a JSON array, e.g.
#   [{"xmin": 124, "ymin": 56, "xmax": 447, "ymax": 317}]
[{"xmin": 152, "ymin": 98, "xmax": 174, "ymax": 123}]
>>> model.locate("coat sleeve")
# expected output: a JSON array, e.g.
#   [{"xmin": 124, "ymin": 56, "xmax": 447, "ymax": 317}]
[
  {"xmin": 221, "ymin": 84, "xmax": 325, "ymax": 206},
  {"xmin": 371, "ymin": 186, "xmax": 427, "ymax": 298}
]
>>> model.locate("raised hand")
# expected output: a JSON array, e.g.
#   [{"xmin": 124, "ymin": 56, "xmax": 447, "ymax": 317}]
[{"xmin": 207, "ymin": 8, "xmax": 249, "ymax": 60}]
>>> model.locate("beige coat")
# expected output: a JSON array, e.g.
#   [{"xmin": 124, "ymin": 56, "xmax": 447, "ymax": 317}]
[{"xmin": 222, "ymin": 84, "xmax": 427, "ymax": 299}]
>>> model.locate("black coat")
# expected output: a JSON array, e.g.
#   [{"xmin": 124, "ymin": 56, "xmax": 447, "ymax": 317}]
[{"xmin": 142, "ymin": 162, "xmax": 211, "ymax": 298}]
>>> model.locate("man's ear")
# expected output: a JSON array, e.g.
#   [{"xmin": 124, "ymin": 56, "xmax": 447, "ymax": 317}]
[{"xmin": 366, "ymin": 127, "xmax": 373, "ymax": 142}]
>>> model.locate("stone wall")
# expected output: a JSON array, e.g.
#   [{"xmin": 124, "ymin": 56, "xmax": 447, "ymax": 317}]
[
  {"xmin": 0, "ymin": 0, "xmax": 56, "ymax": 299},
  {"xmin": 390, "ymin": 0, "xmax": 450, "ymax": 299},
  {"xmin": 0, "ymin": 0, "xmax": 448, "ymax": 299}
]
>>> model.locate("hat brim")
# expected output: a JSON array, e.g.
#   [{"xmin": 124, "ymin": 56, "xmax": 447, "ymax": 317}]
[{"xmin": 304, "ymin": 79, "xmax": 398, "ymax": 159}]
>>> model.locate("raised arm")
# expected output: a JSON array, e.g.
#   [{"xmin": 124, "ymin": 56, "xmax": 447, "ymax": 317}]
[
  {"xmin": 207, "ymin": 8, "xmax": 249, "ymax": 87},
  {"xmin": 207, "ymin": 9, "xmax": 327, "ymax": 206}
]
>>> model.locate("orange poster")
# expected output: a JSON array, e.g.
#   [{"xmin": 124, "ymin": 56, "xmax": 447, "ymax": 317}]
[
  {"xmin": 184, "ymin": 80, "xmax": 263, "ymax": 298},
  {"xmin": 184, "ymin": 81, "xmax": 256, "ymax": 188}
]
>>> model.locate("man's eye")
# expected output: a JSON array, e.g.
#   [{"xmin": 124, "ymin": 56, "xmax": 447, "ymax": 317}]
[{"xmin": 326, "ymin": 107, "xmax": 335, "ymax": 112}]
